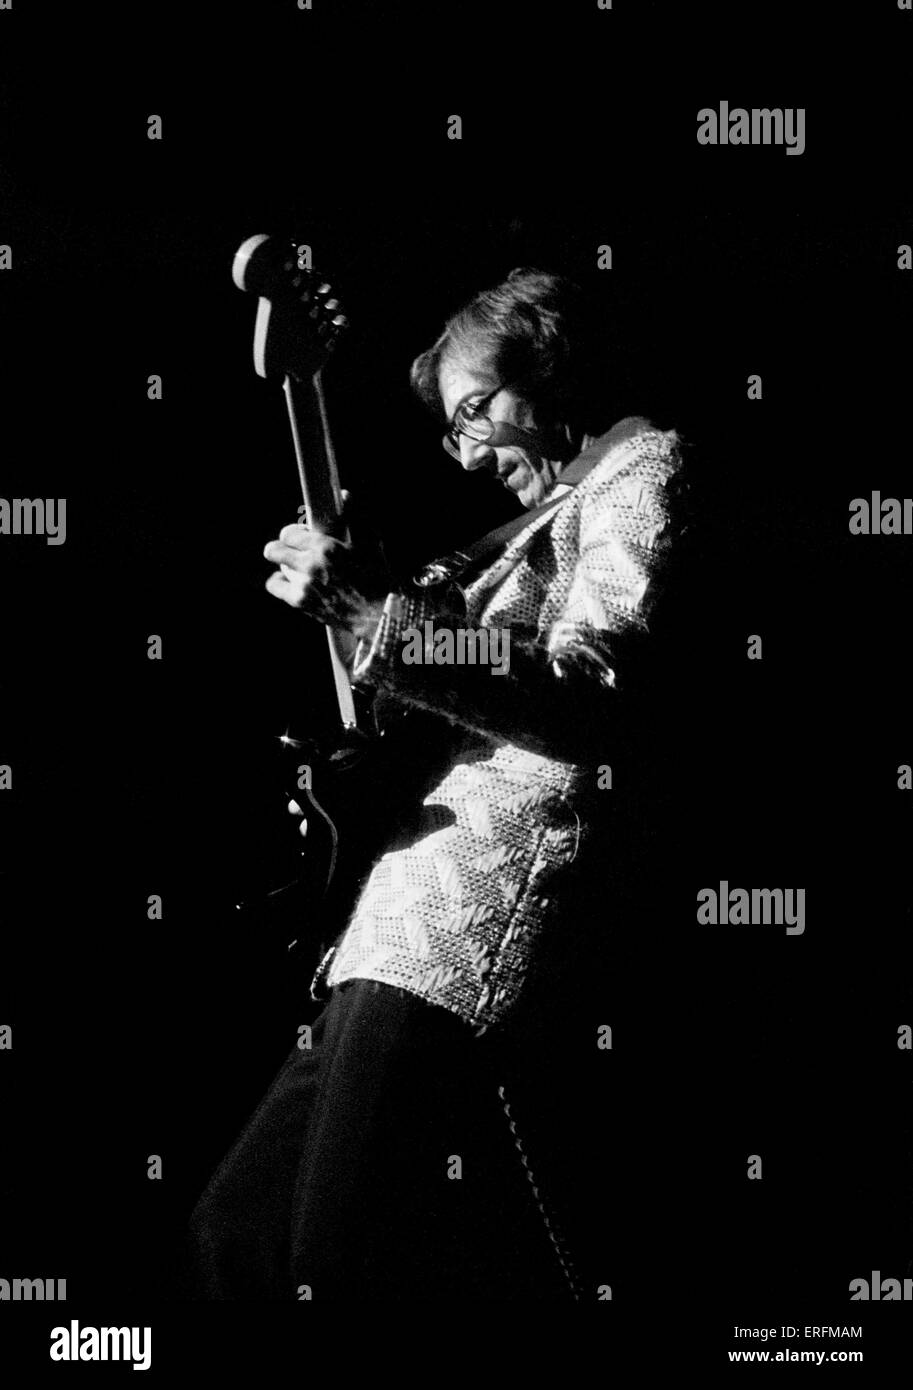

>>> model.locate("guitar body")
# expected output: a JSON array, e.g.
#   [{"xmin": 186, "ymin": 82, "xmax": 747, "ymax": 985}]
[{"xmin": 245, "ymin": 695, "xmax": 464, "ymax": 971}]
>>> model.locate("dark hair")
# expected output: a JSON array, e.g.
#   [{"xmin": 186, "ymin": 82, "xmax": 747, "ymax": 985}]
[{"xmin": 410, "ymin": 267, "xmax": 605, "ymax": 437}]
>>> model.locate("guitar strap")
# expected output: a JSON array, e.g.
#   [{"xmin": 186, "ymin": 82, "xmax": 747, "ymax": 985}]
[{"xmin": 413, "ymin": 416, "xmax": 655, "ymax": 594}]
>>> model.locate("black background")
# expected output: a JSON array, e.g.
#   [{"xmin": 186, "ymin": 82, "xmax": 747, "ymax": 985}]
[{"xmin": 1, "ymin": 0, "xmax": 912, "ymax": 1370}]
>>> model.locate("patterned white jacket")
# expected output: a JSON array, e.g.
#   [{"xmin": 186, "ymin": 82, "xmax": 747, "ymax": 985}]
[{"xmin": 310, "ymin": 417, "xmax": 685, "ymax": 1030}]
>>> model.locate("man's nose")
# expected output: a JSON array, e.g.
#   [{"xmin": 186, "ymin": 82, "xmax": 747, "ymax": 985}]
[{"xmin": 458, "ymin": 435, "xmax": 496, "ymax": 471}]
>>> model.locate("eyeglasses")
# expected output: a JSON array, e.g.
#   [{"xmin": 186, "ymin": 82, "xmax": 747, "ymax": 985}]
[{"xmin": 442, "ymin": 385, "xmax": 505, "ymax": 460}]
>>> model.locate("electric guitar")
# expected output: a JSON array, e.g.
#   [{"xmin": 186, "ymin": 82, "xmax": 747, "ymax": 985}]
[
  {"xmin": 229, "ymin": 237, "xmax": 496, "ymax": 965},
  {"xmin": 231, "ymin": 234, "xmax": 382, "ymax": 958}
]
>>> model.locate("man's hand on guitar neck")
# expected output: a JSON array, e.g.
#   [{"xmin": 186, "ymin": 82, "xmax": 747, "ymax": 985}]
[{"xmin": 263, "ymin": 505, "xmax": 391, "ymax": 642}]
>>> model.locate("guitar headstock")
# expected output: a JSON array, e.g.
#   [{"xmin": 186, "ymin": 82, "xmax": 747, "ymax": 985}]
[{"xmin": 232, "ymin": 234, "xmax": 350, "ymax": 382}]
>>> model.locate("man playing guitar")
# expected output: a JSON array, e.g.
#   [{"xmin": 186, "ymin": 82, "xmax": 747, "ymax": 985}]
[{"xmin": 188, "ymin": 260, "xmax": 685, "ymax": 1301}]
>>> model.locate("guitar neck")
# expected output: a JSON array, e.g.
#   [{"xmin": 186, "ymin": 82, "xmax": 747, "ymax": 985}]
[
  {"xmin": 234, "ymin": 239, "xmax": 360, "ymax": 732},
  {"xmin": 283, "ymin": 372, "xmax": 343, "ymax": 534},
  {"xmin": 283, "ymin": 370, "xmax": 358, "ymax": 731}
]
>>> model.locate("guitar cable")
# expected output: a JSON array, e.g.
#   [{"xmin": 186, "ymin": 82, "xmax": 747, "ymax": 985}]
[
  {"xmin": 497, "ymin": 1080, "xmax": 584, "ymax": 1302},
  {"xmin": 302, "ymin": 784, "xmax": 339, "ymax": 893}
]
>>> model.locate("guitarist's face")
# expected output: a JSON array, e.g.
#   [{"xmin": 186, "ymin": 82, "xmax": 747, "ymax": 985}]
[{"xmin": 439, "ymin": 361, "xmax": 577, "ymax": 510}]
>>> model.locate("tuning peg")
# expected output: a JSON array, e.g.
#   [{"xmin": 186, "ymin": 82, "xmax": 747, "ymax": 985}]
[{"xmin": 331, "ymin": 314, "xmax": 348, "ymax": 328}]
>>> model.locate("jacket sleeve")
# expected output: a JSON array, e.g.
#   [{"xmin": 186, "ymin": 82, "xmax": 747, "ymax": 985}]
[{"xmin": 348, "ymin": 434, "xmax": 686, "ymax": 765}]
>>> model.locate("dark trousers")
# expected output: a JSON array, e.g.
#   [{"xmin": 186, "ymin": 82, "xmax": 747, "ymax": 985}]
[{"xmin": 186, "ymin": 979, "xmax": 575, "ymax": 1300}]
